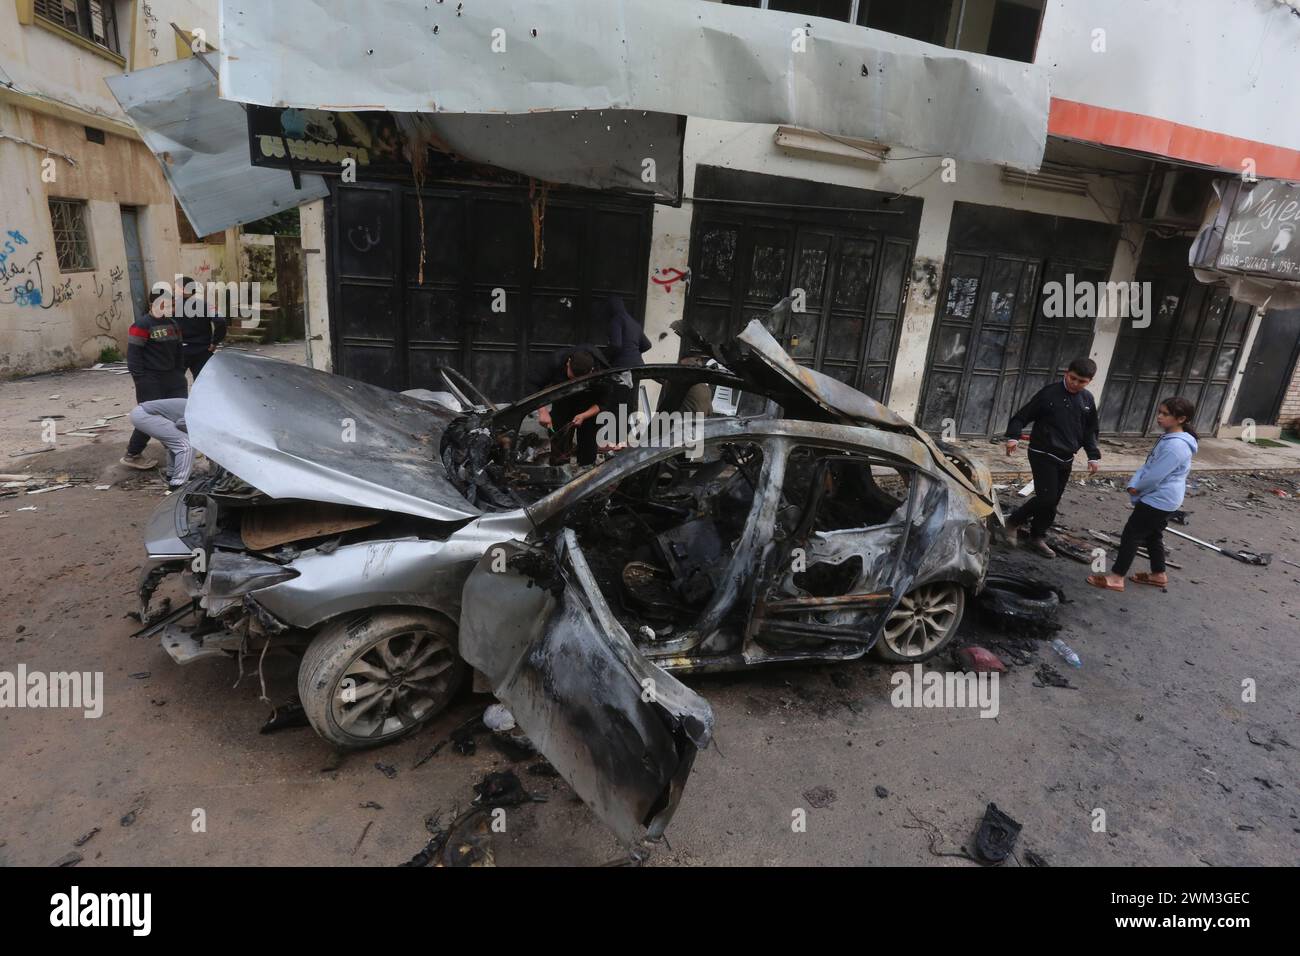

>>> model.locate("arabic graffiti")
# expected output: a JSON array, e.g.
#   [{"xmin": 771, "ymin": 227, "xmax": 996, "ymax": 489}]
[
  {"xmin": 93, "ymin": 267, "xmax": 127, "ymax": 333},
  {"xmin": 0, "ymin": 246, "xmax": 75, "ymax": 311},
  {"xmin": 0, "ymin": 229, "xmax": 29, "ymax": 270},
  {"xmin": 651, "ymin": 266, "xmax": 689, "ymax": 294}
]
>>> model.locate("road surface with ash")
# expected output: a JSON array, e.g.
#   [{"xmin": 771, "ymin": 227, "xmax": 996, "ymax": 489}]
[{"xmin": 1, "ymin": 353, "xmax": 1297, "ymax": 865}]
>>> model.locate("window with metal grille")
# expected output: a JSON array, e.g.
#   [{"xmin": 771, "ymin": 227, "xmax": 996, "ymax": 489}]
[
  {"xmin": 33, "ymin": 0, "xmax": 121, "ymax": 56},
  {"xmin": 48, "ymin": 199, "xmax": 95, "ymax": 272}
]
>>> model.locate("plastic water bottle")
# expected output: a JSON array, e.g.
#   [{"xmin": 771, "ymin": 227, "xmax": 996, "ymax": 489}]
[{"xmin": 1050, "ymin": 638, "xmax": 1082, "ymax": 668}]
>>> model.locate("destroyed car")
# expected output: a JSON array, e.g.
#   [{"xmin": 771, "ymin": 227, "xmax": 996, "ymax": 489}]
[{"xmin": 138, "ymin": 308, "xmax": 998, "ymax": 842}]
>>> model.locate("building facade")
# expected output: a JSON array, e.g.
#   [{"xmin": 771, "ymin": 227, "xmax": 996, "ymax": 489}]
[
  {"xmin": 289, "ymin": 0, "xmax": 1300, "ymax": 439},
  {"xmin": 0, "ymin": 0, "xmax": 221, "ymax": 377}
]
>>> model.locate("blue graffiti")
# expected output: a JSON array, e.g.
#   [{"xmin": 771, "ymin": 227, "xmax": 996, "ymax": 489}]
[{"xmin": 0, "ymin": 229, "xmax": 29, "ymax": 271}]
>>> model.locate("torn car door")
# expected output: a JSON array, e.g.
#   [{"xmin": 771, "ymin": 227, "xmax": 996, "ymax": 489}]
[{"xmin": 459, "ymin": 533, "xmax": 714, "ymax": 845}]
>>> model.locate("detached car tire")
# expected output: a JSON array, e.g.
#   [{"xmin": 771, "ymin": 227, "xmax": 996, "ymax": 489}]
[
  {"xmin": 977, "ymin": 574, "xmax": 1061, "ymax": 631},
  {"xmin": 874, "ymin": 582, "xmax": 966, "ymax": 663},
  {"xmin": 298, "ymin": 610, "xmax": 466, "ymax": 749}
]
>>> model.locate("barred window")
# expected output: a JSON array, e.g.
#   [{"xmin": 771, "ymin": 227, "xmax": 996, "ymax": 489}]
[
  {"xmin": 48, "ymin": 199, "xmax": 95, "ymax": 272},
  {"xmin": 33, "ymin": 1, "xmax": 122, "ymax": 56}
]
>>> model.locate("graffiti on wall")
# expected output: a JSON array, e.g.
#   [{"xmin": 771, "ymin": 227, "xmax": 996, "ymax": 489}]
[
  {"xmin": 0, "ymin": 232, "xmax": 76, "ymax": 310},
  {"xmin": 93, "ymin": 267, "xmax": 127, "ymax": 333},
  {"xmin": 0, "ymin": 228, "xmax": 135, "ymax": 335},
  {"xmin": 651, "ymin": 266, "xmax": 689, "ymax": 294},
  {"xmin": 143, "ymin": 2, "xmax": 161, "ymax": 59}
]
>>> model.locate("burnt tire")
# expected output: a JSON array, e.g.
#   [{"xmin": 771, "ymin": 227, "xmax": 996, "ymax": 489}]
[
  {"xmin": 298, "ymin": 610, "xmax": 465, "ymax": 750},
  {"xmin": 873, "ymin": 582, "xmax": 966, "ymax": 663},
  {"xmin": 977, "ymin": 574, "xmax": 1061, "ymax": 631}
]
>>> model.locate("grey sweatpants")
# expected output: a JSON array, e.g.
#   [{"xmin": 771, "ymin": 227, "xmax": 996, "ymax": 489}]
[{"xmin": 129, "ymin": 399, "xmax": 193, "ymax": 485}]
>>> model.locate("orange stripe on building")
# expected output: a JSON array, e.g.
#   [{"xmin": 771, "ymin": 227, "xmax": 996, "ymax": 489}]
[{"xmin": 1048, "ymin": 98, "xmax": 1300, "ymax": 181}]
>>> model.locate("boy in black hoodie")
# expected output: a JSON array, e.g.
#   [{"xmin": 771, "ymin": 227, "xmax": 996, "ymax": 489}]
[
  {"xmin": 177, "ymin": 275, "xmax": 227, "ymax": 380},
  {"xmin": 1002, "ymin": 357, "xmax": 1102, "ymax": 557},
  {"xmin": 121, "ymin": 286, "xmax": 187, "ymax": 470}
]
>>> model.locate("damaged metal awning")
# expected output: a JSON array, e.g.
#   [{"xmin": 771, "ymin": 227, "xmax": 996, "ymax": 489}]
[
  {"xmin": 218, "ymin": 0, "xmax": 1051, "ymax": 170},
  {"xmin": 247, "ymin": 106, "xmax": 686, "ymax": 202},
  {"xmin": 106, "ymin": 58, "xmax": 329, "ymax": 237},
  {"xmin": 1191, "ymin": 177, "xmax": 1300, "ymax": 309}
]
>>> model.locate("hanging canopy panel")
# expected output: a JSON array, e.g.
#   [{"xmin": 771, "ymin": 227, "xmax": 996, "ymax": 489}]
[
  {"xmin": 107, "ymin": 58, "xmax": 329, "ymax": 236},
  {"xmin": 218, "ymin": 0, "xmax": 1050, "ymax": 171}
]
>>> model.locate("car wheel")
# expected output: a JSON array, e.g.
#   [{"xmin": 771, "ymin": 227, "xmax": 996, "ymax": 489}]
[
  {"xmin": 874, "ymin": 582, "xmax": 966, "ymax": 662},
  {"xmin": 298, "ymin": 610, "xmax": 465, "ymax": 749}
]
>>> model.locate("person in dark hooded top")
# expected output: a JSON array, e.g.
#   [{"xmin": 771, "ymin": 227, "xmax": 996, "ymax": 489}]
[
  {"xmin": 603, "ymin": 296, "xmax": 650, "ymax": 441},
  {"xmin": 605, "ymin": 295, "xmax": 651, "ymax": 368}
]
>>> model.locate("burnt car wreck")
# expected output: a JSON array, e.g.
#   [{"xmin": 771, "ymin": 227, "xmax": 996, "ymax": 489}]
[{"xmin": 137, "ymin": 300, "xmax": 1000, "ymax": 843}]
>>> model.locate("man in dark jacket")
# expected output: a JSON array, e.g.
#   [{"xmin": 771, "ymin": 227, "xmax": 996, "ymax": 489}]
[
  {"xmin": 604, "ymin": 296, "xmax": 651, "ymax": 435},
  {"xmin": 177, "ymin": 275, "xmax": 227, "ymax": 380},
  {"xmin": 1003, "ymin": 358, "xmax": 1102, "ymax": 557},
  {"xmin": 121, "ymin": 286, "xmax": 187, "ymax": 470},
  {"xmin": 530, "ymin": 347, "xmax": 610, "ymax": 466},
  {"xmin": 605, "ymin": 296, "xmax": 651, "ymax": 368}
]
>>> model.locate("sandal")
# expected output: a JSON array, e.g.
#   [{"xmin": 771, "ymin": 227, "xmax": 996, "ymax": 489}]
[
  {"xmin": 1086, "ymin": 573, "xmax": 1125, "ymax": 592},
  {"xmin": 1129, "ymin": 572, "xmax": 1168, "ymax": 588}
]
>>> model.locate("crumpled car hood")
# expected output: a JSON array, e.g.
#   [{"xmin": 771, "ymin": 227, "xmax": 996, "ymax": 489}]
[{"xmin": 187, "ymin": 352, "xmax": 480, "ymax": 522}]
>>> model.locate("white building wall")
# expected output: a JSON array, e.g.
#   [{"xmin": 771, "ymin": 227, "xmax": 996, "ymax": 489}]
[{"xmin": 1038, "ymin": 0, "xmax": 1300, "ymax": 155}]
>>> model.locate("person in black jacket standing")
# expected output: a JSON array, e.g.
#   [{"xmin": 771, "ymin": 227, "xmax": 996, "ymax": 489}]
[
  {"xmin": 177, "ymin": 275, "xmax": 227, "ymax": 380},
  {"xmin": 1003, "ymin": 357, "xmax": 1102, "ymax": 557},
  {"xmin": 121, "ymin": 285, "xmax": 187, "ymax": 470}
]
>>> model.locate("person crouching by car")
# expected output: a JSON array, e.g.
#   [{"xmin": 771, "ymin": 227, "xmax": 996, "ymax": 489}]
[
  {"xmin": 530, "ymin": 347, "xmax": 609, "ymax": 467},
  {"xmin": 1087, "ymin": 397, "xmax": 1198, "ymax": 593},
  {"xmin": 121, "ymin": 285, "xmax": 186, "ymax": 471},
  {"xmin": 1002, "ymin": 357, "xmax": 1102, "ymax": 557},
  {"xmin": 128, "ymin": 398, "xmax": 194, "ymax": 490}
]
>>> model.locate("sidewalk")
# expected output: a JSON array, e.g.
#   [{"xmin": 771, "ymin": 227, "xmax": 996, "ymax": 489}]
[{"xmin": 948, "ymin": 433, "xmax": 1300, "ymax": 481}]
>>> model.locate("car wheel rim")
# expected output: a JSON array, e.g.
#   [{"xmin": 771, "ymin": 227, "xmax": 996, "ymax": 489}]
[
  {"xmin": 330, "ymin": 629, "xmax": 456, "ymax": 739},
  {"xmin": 882, "ymin": 583, "xmax": 962, "ymax": 658}
]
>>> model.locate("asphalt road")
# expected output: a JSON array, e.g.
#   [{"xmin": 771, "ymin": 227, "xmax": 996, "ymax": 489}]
[{"xmin": 1, "ymin": 355, "xmax": 1297, "ymax": 866}]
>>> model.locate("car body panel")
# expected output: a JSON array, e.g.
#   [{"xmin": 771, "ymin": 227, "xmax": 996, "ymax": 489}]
[
  {"xmin": 459, "ymin": 534, "xmax": 714, "ymax": 846},
  {"xmin": 187, "ymin": 351, "xmax": 481, "ymax": 522},
  {"xmin": 249, "ymin": 511, "xmax": 533, "ymax": 630}
]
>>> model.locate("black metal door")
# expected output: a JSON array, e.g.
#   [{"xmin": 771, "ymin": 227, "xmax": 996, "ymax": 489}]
[
  {"xmin": 917, "ymin": 251, "xmax": 1042, "ymax": 437},
  {"xmin": 684, "ymin": 216, "xmax": 913, "ymax": 401},
  {"xmin": 917, "ymin": 204, "xmax": 1117, "ymax": 438},
  {"xmin": 1012, "ymin": 259, "xmax": 1109, "ymax": 411},
  {"xmin": 327, "ymin": 180, "xmax": 654, "ymax": 397},
  {"xmin": 1230, "ymin": 308, "xmax": 1300, "ymax": 426},
  {"xmin": 1099, "ymin": 239, "xmax": 1254, "ymax": 437}
]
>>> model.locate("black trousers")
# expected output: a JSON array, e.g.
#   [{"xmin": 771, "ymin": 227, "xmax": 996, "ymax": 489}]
[
  {"xmin": 1009, "ymin": 451, "xmax": 1073, "ymax": 539},
  {"xmin": 1112, "ymin": 501, "xmax": 1171, "ymax": 576},
  {"xmin": 551, "ymin": 394, "xmax": 599, "ymax": 465},
  {"xmin": 184, "ymin": 349, "xmax": 211, "ymax": 380},
  {"xmin": 126, "ymin": 373, "xmax": 187, "ymax": 456}
]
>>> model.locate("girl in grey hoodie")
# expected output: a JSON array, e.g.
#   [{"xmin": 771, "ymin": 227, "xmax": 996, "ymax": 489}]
[{"xmin": 1087, "ymin": 397, "xmax": 1199, "ymax": 592}]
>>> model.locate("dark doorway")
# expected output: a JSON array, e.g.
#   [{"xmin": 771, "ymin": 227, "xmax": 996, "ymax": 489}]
[
  {"xmin": 1230, "ymin": 308, "xmax": 1300, "ymax": 427},
  {"xmin": 326, "ymin": 180, "xmax": 653, "ymax": 398},
  {"xmin": 1099, "ymin": 236, "xmax": 1254, "ymax": 437},
  {"xmin": 917, "ymin": 203, "xmax": 1117, "ymax": 437},
  {"xmin": 682, "ymin": 167, "xmax": 921, "ymax": 402}
]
